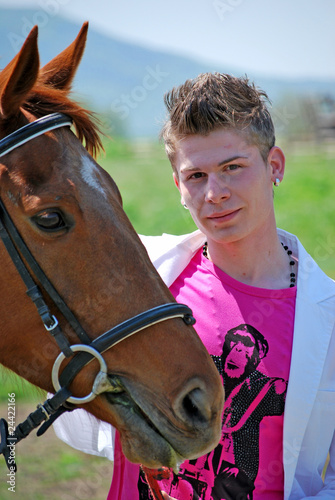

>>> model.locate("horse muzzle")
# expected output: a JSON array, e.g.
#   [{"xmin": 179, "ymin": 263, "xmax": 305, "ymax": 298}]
[{"xmin": 102, "ymin": 373, "xmax": 223, "ymax": 470}]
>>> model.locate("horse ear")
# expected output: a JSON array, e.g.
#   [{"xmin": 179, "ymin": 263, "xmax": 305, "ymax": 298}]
[
  {"xmin": 0, "ymin": 26, "xmax": 39, "ymax": 119},
  {"xmin": 39, "ymin": 22, "xmax": 88, "ymax": 90}
]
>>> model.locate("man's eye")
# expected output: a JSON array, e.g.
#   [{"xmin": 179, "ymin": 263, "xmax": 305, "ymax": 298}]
[
  {"xmin": 190, "ymin": 172, "xmax": 204, "ymax": 179},
  {"xmin": 226, "ymin": 164, "xmax": 240, "ymax": 171}
]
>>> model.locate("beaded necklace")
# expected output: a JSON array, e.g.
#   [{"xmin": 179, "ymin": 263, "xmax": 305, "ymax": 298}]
[
  {"xmin": 281, "ymin": 242, "xmax": 296, "ymax": 287},
  {"xmin": 202, "ymin": 241, "xmax": 296, "ymax": 288}
]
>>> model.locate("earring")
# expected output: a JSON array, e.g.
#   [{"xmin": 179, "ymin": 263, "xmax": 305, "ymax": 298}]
[
  {"xmin": 183, "ymin": 203, "xmax": 189, "ymax": 210},
  {"xmin": 274, "ymin": 178, "xmax": 280, "ymax": 187}
]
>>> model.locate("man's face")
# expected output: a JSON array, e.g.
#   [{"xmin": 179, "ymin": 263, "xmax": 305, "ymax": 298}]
[
  {"xmin": 224, "ymin": 331, "xmax": 257, "ymax": 380},
  {"xmin": 173, "ymin": 129, "xmax": 284, "ymax": 247}
]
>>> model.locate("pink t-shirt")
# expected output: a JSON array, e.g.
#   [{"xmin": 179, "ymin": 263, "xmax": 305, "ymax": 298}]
[{"xmin": 107, "ymin": 249, "xmax": 296, "ymax": 500}]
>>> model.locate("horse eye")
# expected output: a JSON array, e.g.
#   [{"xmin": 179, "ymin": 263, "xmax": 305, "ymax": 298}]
[{"xmin": 32, "ymin": 211, "xmax": 66, "ymax": 232}]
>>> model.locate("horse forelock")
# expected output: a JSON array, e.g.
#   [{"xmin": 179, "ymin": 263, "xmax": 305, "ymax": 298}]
[
  {"xmin": 0, "ymin": 83, "xmax": 104, "ymax": 159},
  {"xmin": 21, "ymin": 84, "xmax": 104, "ymax": 158}
]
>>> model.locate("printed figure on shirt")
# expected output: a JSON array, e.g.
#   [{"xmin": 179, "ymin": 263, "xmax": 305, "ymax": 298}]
[{"xmin": 138, "ymin": 323, "xmax": 287, "ymax": 500}]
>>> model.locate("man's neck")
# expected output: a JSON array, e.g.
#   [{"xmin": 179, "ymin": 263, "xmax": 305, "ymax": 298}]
[{"xmin": 206, "ymin": 227, "xmax": 292, "ymax": 289}]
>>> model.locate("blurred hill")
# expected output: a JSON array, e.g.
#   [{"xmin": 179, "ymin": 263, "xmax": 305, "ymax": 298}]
[{"xmin": 1, "ymin": 8, "xmax": 335, "ymax": 138}]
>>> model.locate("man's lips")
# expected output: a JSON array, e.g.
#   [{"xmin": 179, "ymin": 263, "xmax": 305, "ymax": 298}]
[{"xmin": 206, "ymin": 208, "xmax": 241, "ymax": 221}]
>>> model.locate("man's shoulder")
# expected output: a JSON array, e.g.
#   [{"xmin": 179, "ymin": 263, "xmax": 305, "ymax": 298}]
[
  {"xmin": 278, "ymin": 228, "xmax": 335, "ymax": 295},
  {"xmin": 140, "ymin": 230, "xmax": 205, "ymax": 260},
  {"xmin": 139, "ymin": 230, "xmax": 206, "ymax": 286}
]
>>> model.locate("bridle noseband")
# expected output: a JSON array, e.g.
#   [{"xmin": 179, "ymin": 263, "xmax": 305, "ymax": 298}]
[{"xmin": 0, "ymin": 113, "xmax": 196, "ymax": 471}]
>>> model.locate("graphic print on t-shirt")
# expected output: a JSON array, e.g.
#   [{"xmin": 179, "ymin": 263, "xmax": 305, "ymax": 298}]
[{"xmin": 137, "ymin": 323, "xmax": 287, "ymax": 500}]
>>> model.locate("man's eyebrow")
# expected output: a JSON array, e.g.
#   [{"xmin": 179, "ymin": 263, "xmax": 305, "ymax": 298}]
[
  {"xmin": 180, "ymin": 154, "xmax": 249, "ymax": 172},
  {"xmin": 218, "ymin": 155, "xmax": 248, "ymax": 166},
  {"xmin": 179, "ymin": 164, "xmax": 202, "ymax": 172}
]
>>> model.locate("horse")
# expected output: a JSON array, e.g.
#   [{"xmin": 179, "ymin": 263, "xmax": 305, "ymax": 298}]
[{"xmin": 0, "ymin": 22, "xmax": 224, "ymax": 475}]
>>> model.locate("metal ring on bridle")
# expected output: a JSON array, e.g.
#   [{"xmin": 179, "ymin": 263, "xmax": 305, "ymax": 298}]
[{"xmin": 52, "ymin": 345, "xmax": 107, "ymax": 404}]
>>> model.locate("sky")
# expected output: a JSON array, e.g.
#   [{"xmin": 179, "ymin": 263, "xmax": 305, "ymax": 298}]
[{"xmin": 0, "ymin": 0, "xmax": 334, "ymax": 80}]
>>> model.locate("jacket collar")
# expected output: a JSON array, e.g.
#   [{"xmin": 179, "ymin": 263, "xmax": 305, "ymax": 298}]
[{"xmin": 281, "ymin": 230, "xmax": 335, "ymax": 497}]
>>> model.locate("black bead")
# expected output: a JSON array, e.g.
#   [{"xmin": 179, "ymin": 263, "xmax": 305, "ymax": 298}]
[
  {"xmin": 203, "ymin": 242, "xmax": 208, "ymax": 259},
  {"xmin": 281, "ymin": 241, "xmax": 297, "ymax": 287}
]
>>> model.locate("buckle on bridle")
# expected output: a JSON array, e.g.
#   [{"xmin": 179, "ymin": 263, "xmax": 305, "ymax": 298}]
[{"xmin": 44, "ymin": 315, "xmax": 58, "ymax": 331}]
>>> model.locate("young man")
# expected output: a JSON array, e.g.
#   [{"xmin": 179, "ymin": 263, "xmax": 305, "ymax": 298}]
[{"xmin": 54, "ymin": 73, "xmax": 335, "ymax": 499}]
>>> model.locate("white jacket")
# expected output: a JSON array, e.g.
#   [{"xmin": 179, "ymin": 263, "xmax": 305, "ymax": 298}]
[{"xmin": 53, "ymin": 229, "xmax": 335, "ymax": 499}]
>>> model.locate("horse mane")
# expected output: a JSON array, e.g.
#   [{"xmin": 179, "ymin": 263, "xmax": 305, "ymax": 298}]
[{"xmin": 22, "ymin": 84, "xmax": 104, "ymax": 158}]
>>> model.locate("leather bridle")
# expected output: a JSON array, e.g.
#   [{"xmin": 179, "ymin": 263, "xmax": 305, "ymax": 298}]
[{"xmin": 0, "ymin": 113, "xmax": 196, "ymax": 471}]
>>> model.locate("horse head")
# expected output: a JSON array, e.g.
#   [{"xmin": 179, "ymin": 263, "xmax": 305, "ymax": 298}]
[{"xmin": 0, "ymin": 23, "xmax": 224, "ymax": 469}]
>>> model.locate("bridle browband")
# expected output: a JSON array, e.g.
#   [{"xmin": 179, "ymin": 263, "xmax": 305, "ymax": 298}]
[
  {"xmin": 0, "ymin": 113, "xmax": 74, "ymax": 157},
  {"xmin": 0, "ymin": 113, "xmax": 196, "ymax": 471}
]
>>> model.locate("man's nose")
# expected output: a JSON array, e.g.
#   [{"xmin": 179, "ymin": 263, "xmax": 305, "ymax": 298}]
[{"xmin": 205, "ymin": 174, "xmax": 230, "ymax": 203}]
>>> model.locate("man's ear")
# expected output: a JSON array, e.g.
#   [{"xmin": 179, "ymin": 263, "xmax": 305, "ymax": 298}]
[
  {"xmin": 268, "ymin": 146, "xmax": 285, "ymax": 184},
  {"xmin": 173, "ymin": 172, "xmax": 187, "ymax": 207},
  {"xmin": 173, "ymin": 172, "xmax": 180, "ymax": 190}
]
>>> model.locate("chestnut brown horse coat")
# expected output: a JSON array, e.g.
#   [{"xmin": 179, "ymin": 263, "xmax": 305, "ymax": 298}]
[{"xmin": 0, "ymin": 23, "xmax": 223, "ymax": 469}]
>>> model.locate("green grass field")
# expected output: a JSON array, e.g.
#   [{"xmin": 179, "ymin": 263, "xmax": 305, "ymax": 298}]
[{"xmin": 0, "ymin": 138, "xmax": 334, "ymax": 498}]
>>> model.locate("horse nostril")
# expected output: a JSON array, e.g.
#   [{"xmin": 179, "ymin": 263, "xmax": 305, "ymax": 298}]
[
  {"xmin": 182, "ymin": 389, "xmax": 207, "ymax": 424},
  {"xmin": 173, "ymin": 379, "xmax": 212, "ymax": 427}
]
